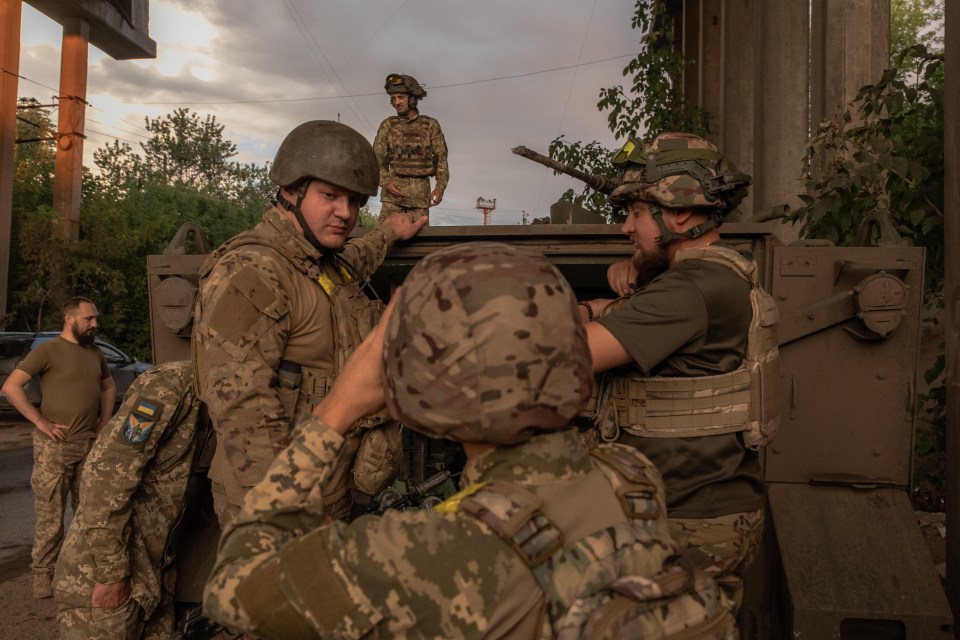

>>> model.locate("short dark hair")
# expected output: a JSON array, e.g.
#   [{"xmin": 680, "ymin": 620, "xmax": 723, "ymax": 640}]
[{"xmin": 63, "ymin": 296, "xmax": 95, "ymax": 316}]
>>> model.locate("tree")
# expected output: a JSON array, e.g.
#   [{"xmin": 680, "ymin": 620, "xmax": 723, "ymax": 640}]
[
  {"xmin": 8, "ymin": 107, "xmax": 271, "ymax": 359},
  {"xmin": 890, "ymin": 0, "xmax": 943, "ymax": 59},
  {"xmin": 547, "ymin": 0, "xmax": 710, "ymax": 217}
]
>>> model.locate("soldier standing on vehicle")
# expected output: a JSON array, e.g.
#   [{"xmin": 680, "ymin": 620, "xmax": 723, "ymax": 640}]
[
  {"xmin": 374, "ymin": 73, "xmax": 449, "ymax": 224},
  {"xmin": 578, "ymin": 132, "xmax": 779, "ymax": 613},
  {"xmin": 1, "ymin": 296, "xmax": 116, "ymax": 599},
  {"xmin": 193, "ymin": 120, "xmax": 426, "ymax": 527},
  {"xmin": 53, "ymin": 361, "xmax": 211, "ymax": 640},
  {"xmin": 203, "ymin": 242, "xmax": 735, "ymax": 639}
]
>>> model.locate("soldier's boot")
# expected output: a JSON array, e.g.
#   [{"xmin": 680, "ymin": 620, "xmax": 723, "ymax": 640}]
[{"xmin": 32, "ymin": 570, "xmax": 53, "ymax": 599}]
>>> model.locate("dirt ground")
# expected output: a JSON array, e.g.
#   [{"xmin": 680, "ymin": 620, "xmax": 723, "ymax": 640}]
[{"xmin": 0, "ymin": 419, "xmax": 59, "ymax": 640}]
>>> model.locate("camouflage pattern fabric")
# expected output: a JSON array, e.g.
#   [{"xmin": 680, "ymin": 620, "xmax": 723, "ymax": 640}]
[
  {"xmin": 373, "ymin": 114, "xmax": 448, "ymax": 221},
  {"xmin": 204, "ymin": 243, "xmax": 732, "ymax": 639},
  {"xmin": 608, "ymin": 132, "xmax": 749, "ymax": 212},
  {"xmin": 383, "ymin": 241, "xmax": 594, "ymax": 444},
  {"xmin": 669, "ymin": 508, "xmax": 765, "ymax": 613},
  {"xmin": 31, "ymin": 434, "xmax": 91, "ymax": 582},
  {"xmin": 54, "ymin": 361, "xmax": 205, "ymax": 639},
  {"xmin": 193, "ymin": 205, "xmax": 400, "ymax": 521}
]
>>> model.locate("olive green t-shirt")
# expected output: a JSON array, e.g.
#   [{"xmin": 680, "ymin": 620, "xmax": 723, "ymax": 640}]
[
  {"xmin": 597, "ymin": 258, "xmax": 765, "ymax": 518},
  {"xmin": 18, "ymin": 336, "xmax": 110, "ymax": 441}
]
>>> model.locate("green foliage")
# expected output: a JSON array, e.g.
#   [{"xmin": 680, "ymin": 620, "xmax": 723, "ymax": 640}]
[
  {"xmin": 787, "ymin": 46, "xmax": 944, "ymax": 303},
  {"xmin": 7, "ymin": 107, "xmax": 270, "ymax": 359},
  {"xmin": 890, "ymin": 0, "xmax": 943, "ymax": 58},
  {"xmin": 548, "ymin": 0, "xmax": 710, "ymax": 218},
  {"xmin": 358, "ymin": 204, "xmax": 377, "ymax": 228}
]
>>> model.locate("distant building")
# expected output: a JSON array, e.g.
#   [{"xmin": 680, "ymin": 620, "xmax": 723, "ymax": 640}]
[{"xmin": 549, "ymin": 198, "xmax": 606, "ymax": 224}]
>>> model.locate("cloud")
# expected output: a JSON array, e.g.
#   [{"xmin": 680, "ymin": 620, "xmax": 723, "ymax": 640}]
[{"xmin": 18, "ymin": 0, "xmax": 641, "ymax": 225}]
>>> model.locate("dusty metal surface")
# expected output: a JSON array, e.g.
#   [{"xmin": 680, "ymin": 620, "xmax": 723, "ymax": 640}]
[
  {"xmin": 769, "ymin": 484, "xmax": 953, "ymax": 639},
  {"xmin": 766, "ymin": 246, "xmax": 925, "ymax": 486}
]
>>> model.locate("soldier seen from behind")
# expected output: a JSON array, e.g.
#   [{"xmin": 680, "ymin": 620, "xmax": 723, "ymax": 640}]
[
  {"xmin": 203, "ymin": 242, "xmax": 736, "ymax": 639},
  {"xmin": 192, "ymin": 120, "xmax": 427, "ymax": 529},
  {"xmin": 1, "ymin": 296, "xmax": 117, "ymax": 599},
  {"xmin": 54, "ymin": 361, "xmax": 212, "ymax": 640},
  {"xmin": 374, "ymin": 73, "xmax": 449, "ymax": 224},
  {"xmin": 578, "ymin": 132, "xmax": 779, "ymax": 613}
]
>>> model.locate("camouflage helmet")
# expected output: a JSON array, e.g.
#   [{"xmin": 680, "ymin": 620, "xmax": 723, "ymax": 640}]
[
  {"xmin": 268, "ymin": 120, "xmax": 379, "ymax": 197},
  {"xmin": 384, "ymin": 73, "xmax": 427, "ymax": 99},
  {"xmin": 608, "ymin": 132, "xmax": 751, "ymax": 214},
  {"xmin": 382, "ymin": 242, "xmax": 593, "ymax": 445}
]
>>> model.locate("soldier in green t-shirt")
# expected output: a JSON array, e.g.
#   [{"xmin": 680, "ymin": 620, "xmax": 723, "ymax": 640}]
[
  {"xmin": 1, "ymin": 296, "xmax": 115, "ymax": 599},
  {"xmin": 578, "ymin": 133, "xmax": 779, "ymax": 614}
]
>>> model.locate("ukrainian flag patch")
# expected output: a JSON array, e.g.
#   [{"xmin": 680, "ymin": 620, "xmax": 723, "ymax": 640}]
[{"xmin": 120, "ymin": 399, "xmax": 160, "ymax": 446}]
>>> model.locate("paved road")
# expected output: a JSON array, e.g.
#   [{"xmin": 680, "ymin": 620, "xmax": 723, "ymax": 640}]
[{"xmin": 0, "ymin": 446, "xmax": 35, "ymax": 580}]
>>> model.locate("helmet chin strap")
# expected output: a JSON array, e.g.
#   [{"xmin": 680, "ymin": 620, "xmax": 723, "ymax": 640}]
[
  {"xmin": 275, "ymin": 180, "xmax": 329, "ymax": 254},
  {"xmin": 650, "ymin": 205, "xmax": 722, "ymax": 248}
]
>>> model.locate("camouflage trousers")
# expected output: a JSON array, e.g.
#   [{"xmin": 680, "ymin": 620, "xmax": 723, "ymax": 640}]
[
  {"xmin": 32, "ymin": 434, "xmax": 92, "ymax": 577},
  {"xmin": 668, "ymin": 508, "xmax": 765, "ymax": 615},
  {"xmin": 58, "ymin": 591, "xmax": 174, "ymax": 640},
  {"xmin": 378, "ymin": 201, "xmax": 429, "ymax": 224}
]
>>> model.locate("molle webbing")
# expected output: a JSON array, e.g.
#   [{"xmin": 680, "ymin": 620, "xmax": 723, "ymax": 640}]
[
  {"xmin": 387, "ymin": 117, "xmax": 435, "ymax": 177},
  {"xmin": 596, "ymin": 245, "xmax": 779, "ymax": 448}
]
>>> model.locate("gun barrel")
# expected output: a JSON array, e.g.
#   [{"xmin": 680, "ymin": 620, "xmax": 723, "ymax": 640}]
[{"xmin": 511, "ymin": 146, "xmax": 617, "ymax": 194}]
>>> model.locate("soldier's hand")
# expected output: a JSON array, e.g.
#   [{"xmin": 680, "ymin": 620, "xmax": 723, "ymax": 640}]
[
  {"xmin": 607, "ymin": 259, "xmax": 639, "ymax": 297},
  {"xmin": 35, "ymin": 418, "xmax": 68, "ymax": 441},
  {"xmin": 314, "ymin": 296, "xmax": 398, "ymax": 434},
  {"xmin": 381, "ymin": 212, "xmax": 428, "ymax": 241},
  {"xmin": 92, "ymin": 579, "xmax": 131, "ymax": 608},
  {"xmin": 386, "ymin": 181, "xmax": 404, "ymax": 197},
  {"xmin": 430, "ymin": 188, "xmax": 444, "ymax": 206}
]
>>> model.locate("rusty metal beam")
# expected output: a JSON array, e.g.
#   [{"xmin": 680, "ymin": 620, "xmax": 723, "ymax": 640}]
[
  {"xmin": 0, "ymin": 0, "xmax": 22, "ymax": 327},
  {"xmin": 52, "ymin": 17, "xmax": 87, "ymax": 241}
]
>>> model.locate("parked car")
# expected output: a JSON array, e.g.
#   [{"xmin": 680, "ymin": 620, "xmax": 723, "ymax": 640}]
[{"xmin": 0, "ymin": 332, "xmax": 153, "ymax": 412}]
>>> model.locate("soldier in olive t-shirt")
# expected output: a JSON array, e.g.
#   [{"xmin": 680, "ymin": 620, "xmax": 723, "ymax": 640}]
[{"xmin": 1, "ymin": 297, "xmax": 115, "ymax": 599}]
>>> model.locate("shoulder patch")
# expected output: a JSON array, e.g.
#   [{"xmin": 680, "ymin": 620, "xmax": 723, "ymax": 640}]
[{"xmin": 119, "ymin": 398, "xmax": 162, "ymax": 446}]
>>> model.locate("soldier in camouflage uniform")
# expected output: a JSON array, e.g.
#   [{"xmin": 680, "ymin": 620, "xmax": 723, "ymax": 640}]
[
  {"xmin": 53, "ymin": 361, "xmax": 210, "ymax": 639},
  {"xmin": 203, "ymin": 242, "xmax": 737, "ymax": 639},
  {"xmin": 193, "ymin": 121, "xmax": 426, "ymax": 527},
  {"xmin": 374, "ymin": 73, "xmax": 449, "ymax": 224},
  {"xmin": 579, "ymin": 132, "xmax": 778, "ymax": 613}
]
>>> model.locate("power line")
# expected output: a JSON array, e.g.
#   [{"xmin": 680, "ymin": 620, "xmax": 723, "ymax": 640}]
[
  {"xmin": 87, "ymin": 117, "xmax": 151, "ymax": 140},
  {"xmin": 120, "ymin": 53, "xmax": 634, "ymax": 107},
  {"xmin": 1, "ymin": 67, "xmax": 59, "ymax": 95}
]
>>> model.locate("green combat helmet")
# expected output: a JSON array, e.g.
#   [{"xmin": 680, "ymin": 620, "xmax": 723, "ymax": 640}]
[
  {"xmin": 268, "ymin": 120, "xmax": 378, "ymax": 252},
  {"xmin": 382, "ymin": 242, "xmax": 594, "ymax": 444},
  {"xmin": 384, "ymin": 73, "xmax": 427, "ymax": 99},
  {"xmin": 608, "ymin": 132, "xmax": 752, "ymax": 246}
]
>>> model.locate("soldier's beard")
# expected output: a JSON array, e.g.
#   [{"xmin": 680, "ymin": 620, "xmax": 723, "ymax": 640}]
[
  {"xmin": 630, "ymin": 245, "xmax": 669, "ymax": 283},
  {"xmin": 71, "ymin": 325, "xmax": 97, "ymax": 347}
]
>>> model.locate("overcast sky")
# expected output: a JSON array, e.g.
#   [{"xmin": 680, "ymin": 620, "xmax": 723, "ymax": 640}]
[{"xmin": 18, "ymin": 0, "xmax": 642, "ymax": 225}]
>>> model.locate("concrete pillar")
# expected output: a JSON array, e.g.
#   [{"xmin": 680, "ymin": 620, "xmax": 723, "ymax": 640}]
[
  {"xmin": 717, "ymin": 0, "xmax": 757, "ymax": 217},
  {"xmin": 0, "ymin": 0, "xmax": 22, "ymax": 325},
  {"xmin": 53, "ymin": 17, "xmax": 88, "ymax": 241},
  {"xmin": 811, "ymin": 0, "xmax": 890, "ymax": 128},
  {"xmin": 943, "ymin": 0, "xmax": 960, "ymax": 622},
  {"xmin": 753, "ymin": 0, "xmax": 809, "ymax": 226}
]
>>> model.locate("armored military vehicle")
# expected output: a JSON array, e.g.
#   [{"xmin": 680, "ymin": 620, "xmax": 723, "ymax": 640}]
[{"xmin": 147, "ymin": 157, "xmax": 953, "ymax": 639}]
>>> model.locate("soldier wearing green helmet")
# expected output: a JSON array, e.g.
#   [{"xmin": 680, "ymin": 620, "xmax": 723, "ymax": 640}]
[
  {"xmin": 192, "ymin": 120, "xmax": 426, "ymax": 528},
  {"xmin": 374, "ymin": 73, "xmax": 449, "ymax": 224},
  {"xmin": 579, "ymin": 132, "xmax": 779, "ymax": 615},
  {"xmin": 203, "ymin": 242, "xmax": 736, "ymax": 638}
]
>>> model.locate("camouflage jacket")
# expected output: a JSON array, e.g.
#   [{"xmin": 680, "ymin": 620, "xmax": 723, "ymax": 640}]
[
  {"xmin": 53, "ymin": 361, "xmax": 207, "ymax": 616},
  {"xmin": 373, "ymin": 113, "xmax": 449, "ymax": 208},
  {"xmin": 204, "ymin": 422, "xmax": 727, "ymax": 639},
  {"xmin": 192, "ymin": 206, "xmax": 398, "ymax": 501}
]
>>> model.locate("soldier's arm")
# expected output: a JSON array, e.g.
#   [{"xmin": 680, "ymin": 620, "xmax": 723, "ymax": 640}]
[
  {"xmin": 339, "ymin": 215, "xmax": 428, "ymax": 280},
  {"xmin": 432, "ymin": 119, "xmax": 449, "ymax": 192},
  {"xmin": 373, "ymin": 120, "xmax": 396, "ymax": 189},
  {"xmin": 195, "ymin": 255, "xmax": 294, "ymax": 490},
  {"xmin": 81, "ymin": 375, "xmax": 177, "ymax": 586}
]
